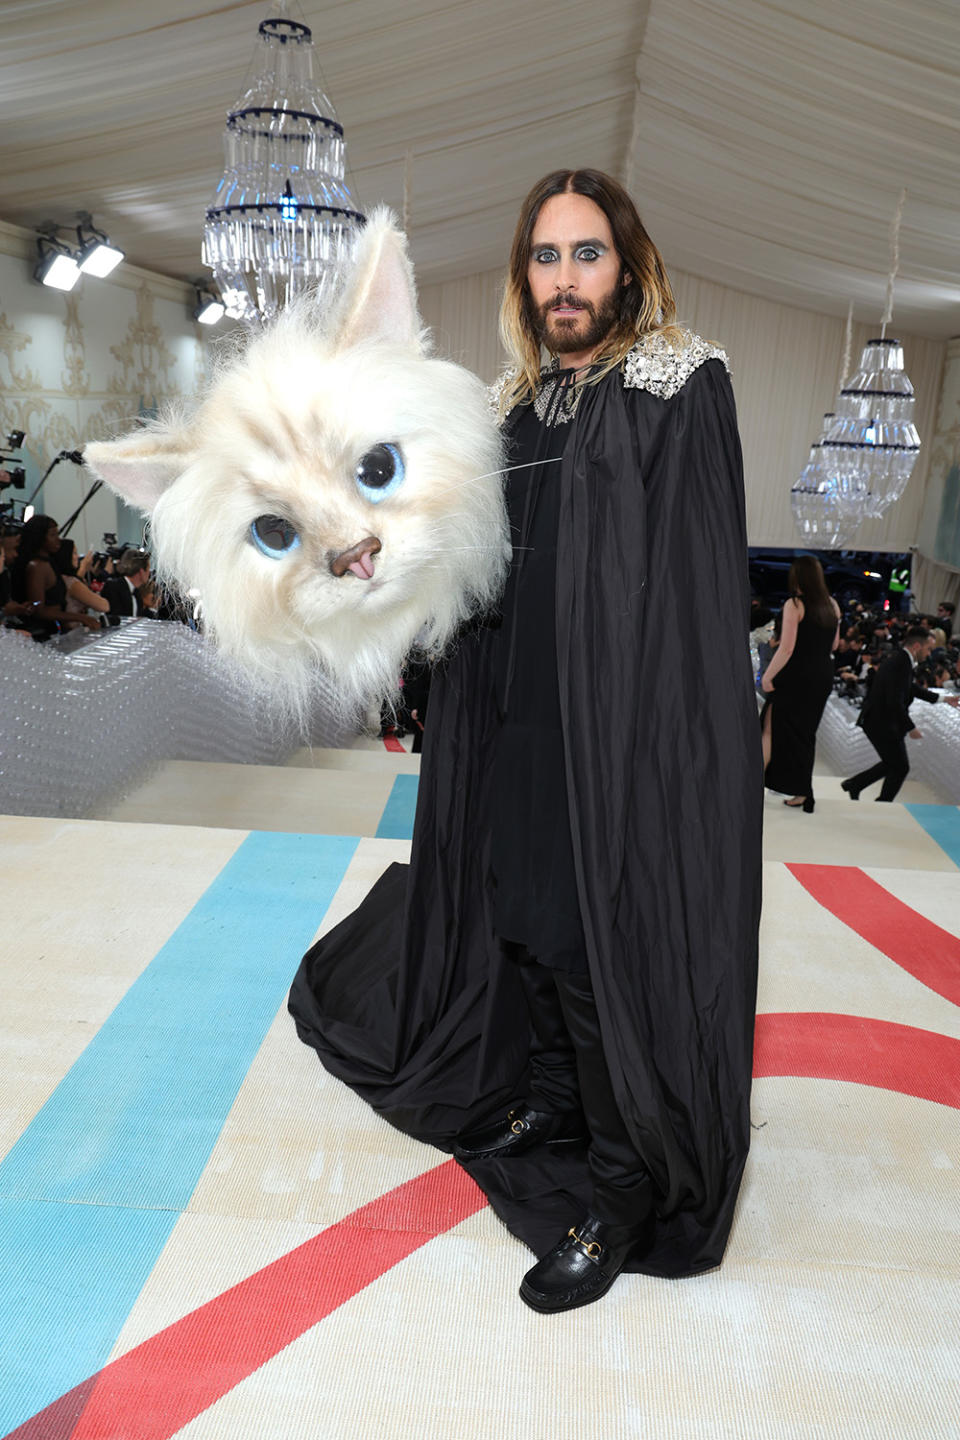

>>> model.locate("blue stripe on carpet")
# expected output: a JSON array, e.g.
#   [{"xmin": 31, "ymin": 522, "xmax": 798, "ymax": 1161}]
[
  {"xmin": 375, "ymin": 773, "xmax": 420, "ymax": 839},
  {"xmin": 905, "ymin": 803, "xmax": 960, "ymax": 868},
  {"xmin": 0, "ymin": 829, "xmax": 358, "ymax": 1436}
]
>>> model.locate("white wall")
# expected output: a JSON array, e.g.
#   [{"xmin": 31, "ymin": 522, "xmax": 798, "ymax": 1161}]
[
  {"xmin": 0, "ymin": 220, "xmax": 210, "ymax": 552},
  {"xmin": 419, "ymin": 262, "xmax": 948, "ymax": 552}
]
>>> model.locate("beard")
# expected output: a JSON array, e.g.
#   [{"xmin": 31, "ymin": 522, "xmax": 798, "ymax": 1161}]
[{"xmin": 532, "ymin": 286, "xmax": 622, "ymax": 356}]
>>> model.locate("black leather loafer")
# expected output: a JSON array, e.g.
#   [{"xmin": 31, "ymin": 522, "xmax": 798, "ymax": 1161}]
[
  {"xmin": 452, "ymin": 1104, "xmax": 586, "ymax": 1161},
  {"xmin": 519, "ymin": 1211, "xmax": 655, "ymax": 1313},
  {"xmin": 841, "ymin": 779, "xmax": 860, "ymax": 801}
]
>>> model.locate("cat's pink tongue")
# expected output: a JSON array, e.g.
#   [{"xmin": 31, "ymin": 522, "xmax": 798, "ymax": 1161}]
[{"xmin": 347, "ymin": 552, "xmax": 376, "ymax": 580}]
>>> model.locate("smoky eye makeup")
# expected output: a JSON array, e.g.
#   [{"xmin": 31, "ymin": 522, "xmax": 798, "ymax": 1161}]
[{"xmin": 531, "ymin": 240, "xmax": 608, "ymax": 264}]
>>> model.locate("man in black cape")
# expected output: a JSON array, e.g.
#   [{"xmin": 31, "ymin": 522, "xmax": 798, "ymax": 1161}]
[{"xmin": 290, "ymin": 169, "xmax": 763, "ymax": 1311}]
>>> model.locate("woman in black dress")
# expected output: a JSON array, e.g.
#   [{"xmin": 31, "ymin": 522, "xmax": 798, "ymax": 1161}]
[
  {"xmin": 760, "ymin": 556, "xmax": 840, "ymax": 813},
  {"xmin": 9, "ymin": 515, "xmax": 100, "ymax": 638}
]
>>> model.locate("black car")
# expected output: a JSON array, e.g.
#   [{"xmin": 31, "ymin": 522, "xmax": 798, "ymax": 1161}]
[{"xmin": 748, "ymin": 549, "xmax": 910, "ymax": 610}]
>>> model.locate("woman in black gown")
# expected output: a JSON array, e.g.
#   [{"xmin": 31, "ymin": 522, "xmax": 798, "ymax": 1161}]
[{"xmin": 760, "ymin": 555, "xmax": 840, "ymax": 813}]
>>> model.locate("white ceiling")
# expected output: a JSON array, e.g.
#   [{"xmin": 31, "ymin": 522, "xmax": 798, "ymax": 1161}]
[{"xmin": 2, "ymin": 0, "xmax": 958, "ymax": 338}]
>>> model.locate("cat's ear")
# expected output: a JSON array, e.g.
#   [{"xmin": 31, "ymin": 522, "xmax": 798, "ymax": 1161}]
[
  {"xmin": 84, "ymin": 425, "xmax": 189, "ymax": 513},
  {"xmin": 331, "ymin": 207, "xmax": 421, "ymax": 353}
]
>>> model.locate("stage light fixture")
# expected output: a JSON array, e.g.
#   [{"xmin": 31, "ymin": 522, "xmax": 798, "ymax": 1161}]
[
  {"xmin": 34, "ymin": 229, "xmax": 81, "ymax": 291},
  {"xmin": 193, "ymin": 286, "xmax": 226, "ymax": 326},
  {"xmin": 75, "ymin": 213, "xmax": 124, "ymax": 277}
]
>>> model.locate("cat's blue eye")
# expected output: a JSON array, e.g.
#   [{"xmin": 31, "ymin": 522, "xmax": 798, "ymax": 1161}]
[
  {"xmin": 356, "ymin": 443, "xmax": 404, "ymax": 503},
  {"xmin": 249, "ymin": 514, "xmax": 300, "ymax": 558}
]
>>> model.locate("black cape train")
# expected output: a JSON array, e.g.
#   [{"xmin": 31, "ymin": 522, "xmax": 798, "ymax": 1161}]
[{"xmin": 289, "ymin": 348, "xmax": 764, "ymax": 1279}]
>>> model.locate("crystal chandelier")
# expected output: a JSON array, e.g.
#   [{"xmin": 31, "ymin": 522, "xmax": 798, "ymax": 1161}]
[
  {"xmin": 203, "ymin": 11, "xmax": 364, "ymax": 327},
  {"xmin": 818, "ymin": 336, "xmax": 920, "ymax": 522},
  {"xmin": 790, "ymin": 412, "xmax": 859, "ymax": 548},
  {"xmin": 793, "ymin": 190, "xmax": 920, "ymax": 543}
]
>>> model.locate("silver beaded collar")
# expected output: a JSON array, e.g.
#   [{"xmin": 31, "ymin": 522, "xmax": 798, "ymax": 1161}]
[{"xmin": 532, "ymin": 360, "xmax": 583, "ymax": 426}]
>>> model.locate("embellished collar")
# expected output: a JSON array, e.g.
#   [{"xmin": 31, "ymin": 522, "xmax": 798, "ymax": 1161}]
[{"xmin": 621, "ymin": 329, "xmax": 729, "ymax": 399}]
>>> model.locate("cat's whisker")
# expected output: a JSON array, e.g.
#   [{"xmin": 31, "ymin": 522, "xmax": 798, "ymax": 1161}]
[
  {"xmin": 411, "ymin": 544, "xmax": 523, "ymax": 553},
  {"xmin": 430, "ymin": 455, "xmax": 563, "ymax": 497},
  {"xmin": 477, "ymin": 457, "xmax": 564, "ymax": 482}
]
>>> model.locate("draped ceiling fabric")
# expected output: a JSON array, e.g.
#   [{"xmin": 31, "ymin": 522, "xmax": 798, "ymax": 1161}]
[
  {"xmin": 625, "ymin": 0, "xmax": 960, "ymax": 340},
  {"xmin": 0, "ymin": 0, "xmax": 649, "ymax": 289},
  {"xmin": 1, "ymin": 0, "xmax": 959, "ymax": 549}
]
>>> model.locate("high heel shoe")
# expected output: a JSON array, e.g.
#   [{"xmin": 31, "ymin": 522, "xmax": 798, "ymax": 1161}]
[{"xmin": 783, "ymin": 796, "xmax": 815, "ymax": 813}]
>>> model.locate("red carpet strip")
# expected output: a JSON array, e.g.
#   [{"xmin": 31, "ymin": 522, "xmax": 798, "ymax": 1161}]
[
  {"xmin": 10, "ymin": 1004, "xmax": 960, "ymax": 1438},
  {"xmin": 754, "ymin": 1012, "xmax": 960, "ymax": 1110},
  {"xmin": 5, "ymin": 1160, "xmax": 486, "ymax": 1440},
  {"xmin": 786, "ymin": 863, "xmax": 960, "ymax": 1009}
]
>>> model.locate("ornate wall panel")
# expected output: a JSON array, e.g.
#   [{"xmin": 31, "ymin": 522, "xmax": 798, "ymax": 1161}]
[{"xmin": 0, "ymin": 245, "xmax": 208, "ymax": 549}]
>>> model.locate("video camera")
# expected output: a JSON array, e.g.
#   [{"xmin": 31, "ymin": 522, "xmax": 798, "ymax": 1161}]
[
  {"xmin": 88, "ymin": 532, "xmax": 128, "ymax": 570},
  {"xmin": 0, "ymin": 431, "xmax": 26, "ymax": 490}
]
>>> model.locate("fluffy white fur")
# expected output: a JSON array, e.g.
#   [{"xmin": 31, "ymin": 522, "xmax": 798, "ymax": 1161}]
[{"xmin": 84, "ymin": 211, "xmax": 509, "ymax": 722}]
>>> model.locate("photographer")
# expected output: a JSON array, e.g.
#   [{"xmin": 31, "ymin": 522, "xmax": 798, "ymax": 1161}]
[
  {"xmin": 937, "ymin": 600, "xmax": 955, "ymax": 638},
  {"xmin": 0, "ymin": 436, "xmax": 27, "ymax": 502},
  {"xmin": 0, "ymin": 519, "xmax": 31, "ymax": 622},
  {"xmin": 833, "ymin": 625, "xmax": 865, "ymax": 680},
  {"xmin": 134, "ymin": 580, "xmax": 160, "ymax": 619}
]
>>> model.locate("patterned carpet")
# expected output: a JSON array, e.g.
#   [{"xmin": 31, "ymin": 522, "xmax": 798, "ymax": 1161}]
[{"xmin": 1, "ymin": 750, "xmax": 958, "ymax": 1439}]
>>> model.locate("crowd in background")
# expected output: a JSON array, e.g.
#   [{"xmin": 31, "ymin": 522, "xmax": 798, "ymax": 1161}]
[
  {"xmin": 830, "ymin": 600, "xmax": 958, "ymax": 694},
  {"xmin": 0, "ymin": 512, "xmax": 185, "ymax": 642},
  {"xmin": 754, "ymin": 594, "xmax": 959, "ymax": 700}
]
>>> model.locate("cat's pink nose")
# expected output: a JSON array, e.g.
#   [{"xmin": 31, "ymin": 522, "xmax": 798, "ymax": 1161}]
[{"xmin": 329, "ymin": 535, "xmax": 382, "ymax": 579}]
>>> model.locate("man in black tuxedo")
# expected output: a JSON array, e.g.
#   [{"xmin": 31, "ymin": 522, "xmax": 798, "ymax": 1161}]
[
  {"xmin": 843, "ymin": 626, "xmax": 960, "ymax": 801},
  {"xmin": 102, "ymin": 547, "xmax": 150, "ymax": 617}
]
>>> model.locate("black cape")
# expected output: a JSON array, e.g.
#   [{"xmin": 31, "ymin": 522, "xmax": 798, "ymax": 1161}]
[{"xmin": 289, "ymin": 356, "xmax": 763, "ymax": 1279}]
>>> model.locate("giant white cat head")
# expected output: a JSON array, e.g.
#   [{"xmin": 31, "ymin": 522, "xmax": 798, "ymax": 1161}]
[{"xmin": 84, "ymin": 209, "xmax": 509, "ymax": 721}]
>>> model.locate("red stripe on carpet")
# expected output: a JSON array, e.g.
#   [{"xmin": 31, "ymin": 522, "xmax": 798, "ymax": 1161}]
[
  {"xmin": 786, "ymin": 863, "xmax": 960, "ymax": 1009},
  {"xmin": 12, "ymin": 1009, "xmax": 959, "ymax": 1439},
  {"xmin": 754, "ymin": 1011, "xmax": 960, "ymax": 1109},
  {"xmin": 382, "ymin": 733, "xmax": 405, "ymax": 752},
  {"xmin": 6, "ymin": 1160, "xmax": 485, "ymax": 1440}
]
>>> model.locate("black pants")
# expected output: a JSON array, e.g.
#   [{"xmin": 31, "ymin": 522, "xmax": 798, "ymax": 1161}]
[
  {"xmin": 848, "ymin": 725, "xmax": 910, "ymax": 802},
  {"xmin": 515, "ymin": 952, "xmax": 652, "ymax": 1226}
]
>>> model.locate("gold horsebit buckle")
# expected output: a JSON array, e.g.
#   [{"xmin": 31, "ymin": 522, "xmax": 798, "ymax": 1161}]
[
  {"xmin": 509, "ymin": 1109, "xmax": 526, "ymax": 1135},
  {"xmin": 568, "ymin": 1226, "xmax": 603, "ymax": 1260}
]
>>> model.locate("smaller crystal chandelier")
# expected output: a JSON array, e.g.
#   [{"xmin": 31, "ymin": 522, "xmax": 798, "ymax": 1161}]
[
  {"xmin": 203, "ymin": 9, "xmax": 364, "ymax": 326},
  {"xmin": 791, "ymin": 414, "xmax": 848, "ymax": 547},
  {"xmin": 793, "ymin": 190, "xmax": 920, "ymax": 543}
]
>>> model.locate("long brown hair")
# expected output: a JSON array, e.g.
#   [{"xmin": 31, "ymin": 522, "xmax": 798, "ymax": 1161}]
[
  {"xmin": 498, "ymin": 169, "xmax": 678, "ymax": 413},
  {"xmin": 788, "ymin": 556, "xmax": 836, "ymax": 629}
]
